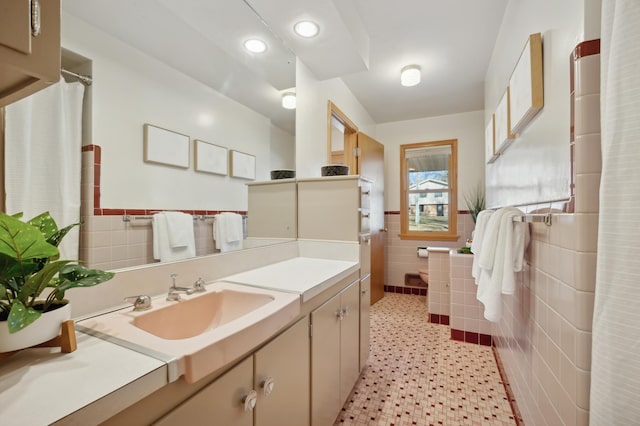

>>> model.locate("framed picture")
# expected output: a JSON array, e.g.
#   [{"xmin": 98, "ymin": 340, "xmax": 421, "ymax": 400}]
[
  {"xmin": 494, "ymin": 87, "xmax": 516, "ymax": 154},
  {"xmin": 229, "ymin": 150, "xmax": 256, "ymax": 180},
  {"xmin": 509, "ymin": 33, "xmax": 544, "ymax": 134},
  {"xmin": 194, "ymin": 139, "xmax": 228, "ymax": 175},
  {"xmin": 143, "ymin": 124, "xmax": 190, "ymax": 168}
]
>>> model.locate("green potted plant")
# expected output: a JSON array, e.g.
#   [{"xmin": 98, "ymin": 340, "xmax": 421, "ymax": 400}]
[
  {"xmin": 464, "ymin": 184, "xmax": 486, "ymax": 224},
  {"xmin": 0, "ymin": 211, "xmax": 114, "ymax": 352}
]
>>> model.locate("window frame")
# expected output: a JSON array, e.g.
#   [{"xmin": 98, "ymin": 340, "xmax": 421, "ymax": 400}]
[{"xmin": 399, "ymin": 139, "xmax": 458, "ymax": 241}]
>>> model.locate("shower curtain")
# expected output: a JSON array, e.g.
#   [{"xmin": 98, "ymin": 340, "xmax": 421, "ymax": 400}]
[
  {"xmin": 591, "ymin": 1, "xmax": 640, "ymax": 423},
  {"xmin": 4, "ymin": 79, "xmax": 85, "ymax": 261}
]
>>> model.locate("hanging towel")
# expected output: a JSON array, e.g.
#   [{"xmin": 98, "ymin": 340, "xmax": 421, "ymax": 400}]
[
  {"xmin": 164, "ymin": 211, "xmax": 194, "ymax": 248},
  {"xmin": 214, "ymin": 212, "xmax": 243, "ymax": 252},
  {"xmin": 152, "ymin": 212, "xmax": 196, "ymax": 262},
  {"xmin": 471, "ymin": 209, "xmax": 494, "ymax": 283}
]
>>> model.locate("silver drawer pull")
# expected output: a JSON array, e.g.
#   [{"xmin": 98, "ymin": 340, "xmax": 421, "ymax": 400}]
[{"xmin": 31, "ymin": 0, "xmax": 41, "ymax": 36}]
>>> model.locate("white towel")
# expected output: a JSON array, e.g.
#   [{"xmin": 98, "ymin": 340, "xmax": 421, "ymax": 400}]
[
  {"xmin": 152, "ymin": 213, "xmax": 196, "ymax": 262},
  {"xmin": 163, "ymin": 211, "xmax": 194, "ymax": 248},
  {"xmin": 476, "ymin": 207, "xmax": 528, "ymax": 322},
  {"xmin": 214, "ymin": 212, "xmax": 243, "ymax": 252},
  {"xmin": 471, "ymin": 209, "xmax": 494, "ymax": 283}
]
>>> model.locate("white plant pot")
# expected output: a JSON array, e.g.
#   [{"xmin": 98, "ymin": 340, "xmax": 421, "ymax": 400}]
[{"xmin": 0, "ymin": 301, "xmax": 71, "ymax": 353}]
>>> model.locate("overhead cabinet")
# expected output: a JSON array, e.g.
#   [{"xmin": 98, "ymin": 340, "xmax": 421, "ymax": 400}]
[{"xmin": 0, "ymin": 0, "xmax": 61, "ymax": 107}]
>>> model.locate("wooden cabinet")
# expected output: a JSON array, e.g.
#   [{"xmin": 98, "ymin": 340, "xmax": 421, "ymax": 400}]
[
  {"xmin": 0, "ymin": 0, "xmax": 60, "ymax": 107},
  {"xmin": 247, "ymin": 180, "xmax": 297, "ymax": 239},
  {"xmin": 311, "ymin": 279, "xmax": 360, "ymax": 426},
  {"xmin": 359, "ymin": 274, "xmax": 371, "ymax": 370},
  {"xmin": 154, "ymin": 318, "xmax": 310, "ymax": 426}
]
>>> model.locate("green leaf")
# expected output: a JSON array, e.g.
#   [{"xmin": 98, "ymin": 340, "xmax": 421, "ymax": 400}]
[
  {"xmin": 48, "ymin": 221, "xmax": 82, "ymax": 248},
  {"xmin": 53, "ymin": 264, "xmax": 115, "ymax": 295},
  {"xmin": 27, "ymin": 212, "xmax": 59, "ymax": 242},
  {"xmin": 0, "ymin": 213, "xmax": 59, "ymax": 261},
  {"xmin": 8, "ymin": 300, "xmax": 41, "ymax": 333},
  {"xmin": 18, "ymin": 260, "xmax": 72, "ymax": 301},
  {"xmin": 0, "ymin": 283, "xmax": 7, "ymax": 300}
]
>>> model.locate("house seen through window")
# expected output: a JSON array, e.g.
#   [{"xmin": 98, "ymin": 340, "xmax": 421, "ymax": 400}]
[{"xmin": 400, "ymin": 139, "xmax": 458, "ymax": 240}]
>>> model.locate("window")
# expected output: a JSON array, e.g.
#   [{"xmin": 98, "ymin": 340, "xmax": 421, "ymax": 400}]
[{"xmin": 400, "ymin": 139, "xmax": 458, "ymax": 240}]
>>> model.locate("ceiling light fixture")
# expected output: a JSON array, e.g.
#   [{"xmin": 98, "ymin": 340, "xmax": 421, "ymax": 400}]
[
  {"xmin": 244, "ymin": 39, "xmax": 267, "ymax": 53},
  {"xmin": 294, "ymin": 20, "xmax": 319, "ymax": 38},
  {"xmin": 282, "ymin": 92, "xmax": 296, "ymax": 109},
  {"xmin": 400, "ymin": 65, "xmax": 421, "ymax": 87}
]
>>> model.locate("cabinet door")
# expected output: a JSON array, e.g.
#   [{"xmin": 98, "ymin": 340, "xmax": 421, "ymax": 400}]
[
  {"xmin": 0, "ymin": 0, "xmax": 32, "ymax": 54},
  {"xmin": 359, "ymin": 274, "xmax": 371, "ymax": 371},
  {"xmin": 339, "ymin": 281, "xmax": 361, "ymax": 404},
  {"xmin": 255, "ymin": 317, "xmax": 310, "ymax": 426},
  {"xmin": 0, "ymin": 0, "xmax": 60, "ymax": 107},
  {"xmin": 311, "ymin": 293, "xmax": 342, "ymax": 426},
  {"xmin": 154, "ymin": 356, "xmax": 254, "ymax": 426}
]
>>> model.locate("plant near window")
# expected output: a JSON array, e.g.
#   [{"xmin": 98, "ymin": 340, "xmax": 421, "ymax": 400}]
[
  {"xmin": 464, "ymin": 184, "xmax": 486, "ymax": 224},
  {"xmin": 0, "ymin": 212, "xmax": 114, "ymax": 334}
]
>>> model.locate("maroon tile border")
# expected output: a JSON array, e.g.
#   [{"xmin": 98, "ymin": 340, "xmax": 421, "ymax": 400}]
[
  {"xmin": 492, "ymin": 345, "xmax": 525, "ymax": 426},
  {"xmin": 83, "ymin": 144, "xmax": 247, "ymax": 218},
  {"xmin": 450, "ymin": 328, "xmax": 493, "ymax": 347},
  {"xmin": 384, "ymin": 285, "xmax": 427, "ymax": 296},
  {"xmin": 428, "ymin": 313, "xmax": 450, "ymax": 325},
  {"xmin": 572, "ymin": 39, "xmax": 600, "ymax": 60},
  {"xmin": 385, "ymin": 210, "xmax": 471, "ymax": 215}
]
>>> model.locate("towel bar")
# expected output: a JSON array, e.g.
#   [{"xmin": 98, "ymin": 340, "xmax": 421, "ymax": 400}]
[{"xmin": 513, "ymin": 213, "xmax": 552, "ymax": 226}]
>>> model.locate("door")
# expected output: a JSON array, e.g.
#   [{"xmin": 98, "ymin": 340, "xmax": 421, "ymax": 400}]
[
  {"xmin": 255, "ymin": 317, "xmax": 310, "ymax": 426},
  {"xmin": 311, "ymin": 293, "xmax": 342, "ymax": 426},
  {"xmin": 356, "ymin": 132, "xmax": 385, "ymax": 304},
  {"xmin": 339, "ymin": 281, "xmax": 361, "ymax": 405},
  {"xmin": 154, "ymin": 356, "xmax": 254, "ymax": 426}
]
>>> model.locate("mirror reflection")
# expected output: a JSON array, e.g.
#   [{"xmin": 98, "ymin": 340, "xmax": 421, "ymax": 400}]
[{"xmin": 3, "ymin": 0, "xmax": 297, "ymax": 272}]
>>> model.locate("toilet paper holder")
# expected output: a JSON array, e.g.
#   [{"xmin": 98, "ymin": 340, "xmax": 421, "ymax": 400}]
[{"xmin": 417, "ymin": 246, "xmax": 428, "ymax": 258}]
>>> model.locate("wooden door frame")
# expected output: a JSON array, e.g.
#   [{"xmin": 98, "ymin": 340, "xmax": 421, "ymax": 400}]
[{"xmin": 327, "ymin": 101, "xmax": 358, "ymax": 173}]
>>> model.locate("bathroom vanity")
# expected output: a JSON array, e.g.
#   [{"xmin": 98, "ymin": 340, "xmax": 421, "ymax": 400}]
[{"xmin": 0, "ymin": 240, "xmax": 367, "ymax": 426}]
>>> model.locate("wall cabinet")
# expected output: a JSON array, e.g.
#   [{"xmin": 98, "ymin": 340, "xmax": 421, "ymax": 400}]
[
  {"xmin": 359, "ymin": 274, "xmax": 371, "ymax": 370},
  {"xmin": 0, "ymin": 0, "xmax": 61, "ymax": 107},
  {"xmin": 247, "ymin": 180, "xmax": 297, "ymax": 239},
  {"xmin": 154, "ymin": 317, "xmax": 309, "ymax": 426},
  {"xmin": 311, "ymin": 279, "xmax": 360, "ymax": 426}
]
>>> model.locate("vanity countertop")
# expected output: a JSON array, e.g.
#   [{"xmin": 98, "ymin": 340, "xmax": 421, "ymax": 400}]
[
  {"xmin": 0, "ymin": 254, "xmax": 360, "ymax": 425},
  {"xmin": 223, "ymin": 256, "xmax": 360, "ymax": 302},
  {"xmin": 0, "ymin": 332, "xmax": 167, "ymax": 425}
]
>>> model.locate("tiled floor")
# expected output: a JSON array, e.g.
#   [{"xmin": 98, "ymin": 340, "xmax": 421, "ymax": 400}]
[{"xmin": 335, "ymin": 293, "xmax": 517, "ymax": 426}]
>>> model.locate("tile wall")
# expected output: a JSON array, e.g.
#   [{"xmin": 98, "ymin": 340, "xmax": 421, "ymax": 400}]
[
  {"xmin": 426, "ymin": 249, "xmax": 450, "ymax": 324},
  {"xmin": 492, "ymin": 40, "xmax": 600, "ymax": 426},
  {"xmin": 449, "ymin": 251, "xmax": 493, "ymax": 346},
  {"xmin": 80, "ymin": 146, "xmax": 240, "ymax": 270},
  {"xmin": 384, "ymin": 211, "xmax": 475, "ymax": 291}
]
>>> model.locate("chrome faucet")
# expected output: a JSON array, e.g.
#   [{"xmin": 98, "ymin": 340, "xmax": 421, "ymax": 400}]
[
  {"xmin": 167, "ymin": 273, "xmax": 195, "ymax": 301},
  {"xmin": 193, "ymin": 277, "xmax": 206, "ymax": 292}
]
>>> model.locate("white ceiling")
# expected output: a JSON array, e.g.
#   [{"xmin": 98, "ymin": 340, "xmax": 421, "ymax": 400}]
[{"xmin": 61, "ymin": 0, "xmax": 508, "ymax": 134}]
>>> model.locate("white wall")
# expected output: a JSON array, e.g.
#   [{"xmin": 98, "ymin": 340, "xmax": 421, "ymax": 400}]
[
  {"xmin": 376, "ymin": 110, "xmax": 485, "ymax": 211},
  {"xmin": 296, "ymin": 59, "xmax": 376, "ymax": 178},
  {"xmin": 484, "ymin": 0, "xmax": 589, "ymax": 208},
  {"xmin": 62, "ymin": 13, "xmax": 279, "ymax": 211},
  {"xmin": 270, "ymin": 125, "xmax": 295, "ymax": 171}
]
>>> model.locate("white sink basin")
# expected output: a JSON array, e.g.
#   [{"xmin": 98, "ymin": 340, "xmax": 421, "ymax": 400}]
[{"xmin": 77, "ymin": 282, "xmax": 300, "ymax": 384}]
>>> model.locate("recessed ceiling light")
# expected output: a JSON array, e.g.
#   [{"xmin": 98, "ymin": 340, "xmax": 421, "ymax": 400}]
[
  {"xmin": 282, "ymin": 92, "xmax": 296, "ymax": 109},
  {"xmin": 400, "ymin": 65, "xmax": 421, "ymax": 87},
  {"xmin": 294, "ymin": 20, "xmax": 319, "ymax": 38},
  {"xmin": 244, "ymin": 39, "xmax": 267, "ymax": 53}
]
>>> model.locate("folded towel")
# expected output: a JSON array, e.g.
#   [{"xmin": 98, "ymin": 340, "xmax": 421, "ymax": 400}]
[
  {"xmin": 152, "ymin": 213, "xmax": 196, "ymax": 262},
  {"xmin": 476, "ymin": 207, "xmax": 526, "ymax": 322},
  {"xmin": 214, "ymin": 212, "xmax": 243, "ymax": 252},
  {"xmin": 164, "ymin": 211, "xmax": 194, "ymax": 248},
  {"xmin": 471, "ymin": 210, "xmax": 494, "ymax": 283}
]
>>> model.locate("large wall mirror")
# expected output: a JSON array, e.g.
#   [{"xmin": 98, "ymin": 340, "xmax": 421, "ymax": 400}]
[{"xmin": 2, "ymin": 0, "xmax": 297, "ymax": 271}]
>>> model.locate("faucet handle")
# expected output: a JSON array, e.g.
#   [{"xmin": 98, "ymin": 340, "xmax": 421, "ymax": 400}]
[
  {"xmin": 194, "ymin": 277, "xmax": 206, "ymax": 292},
  {"xmin": 124, "ymin": 295, "xmax": 152, "ymax": 311}
]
